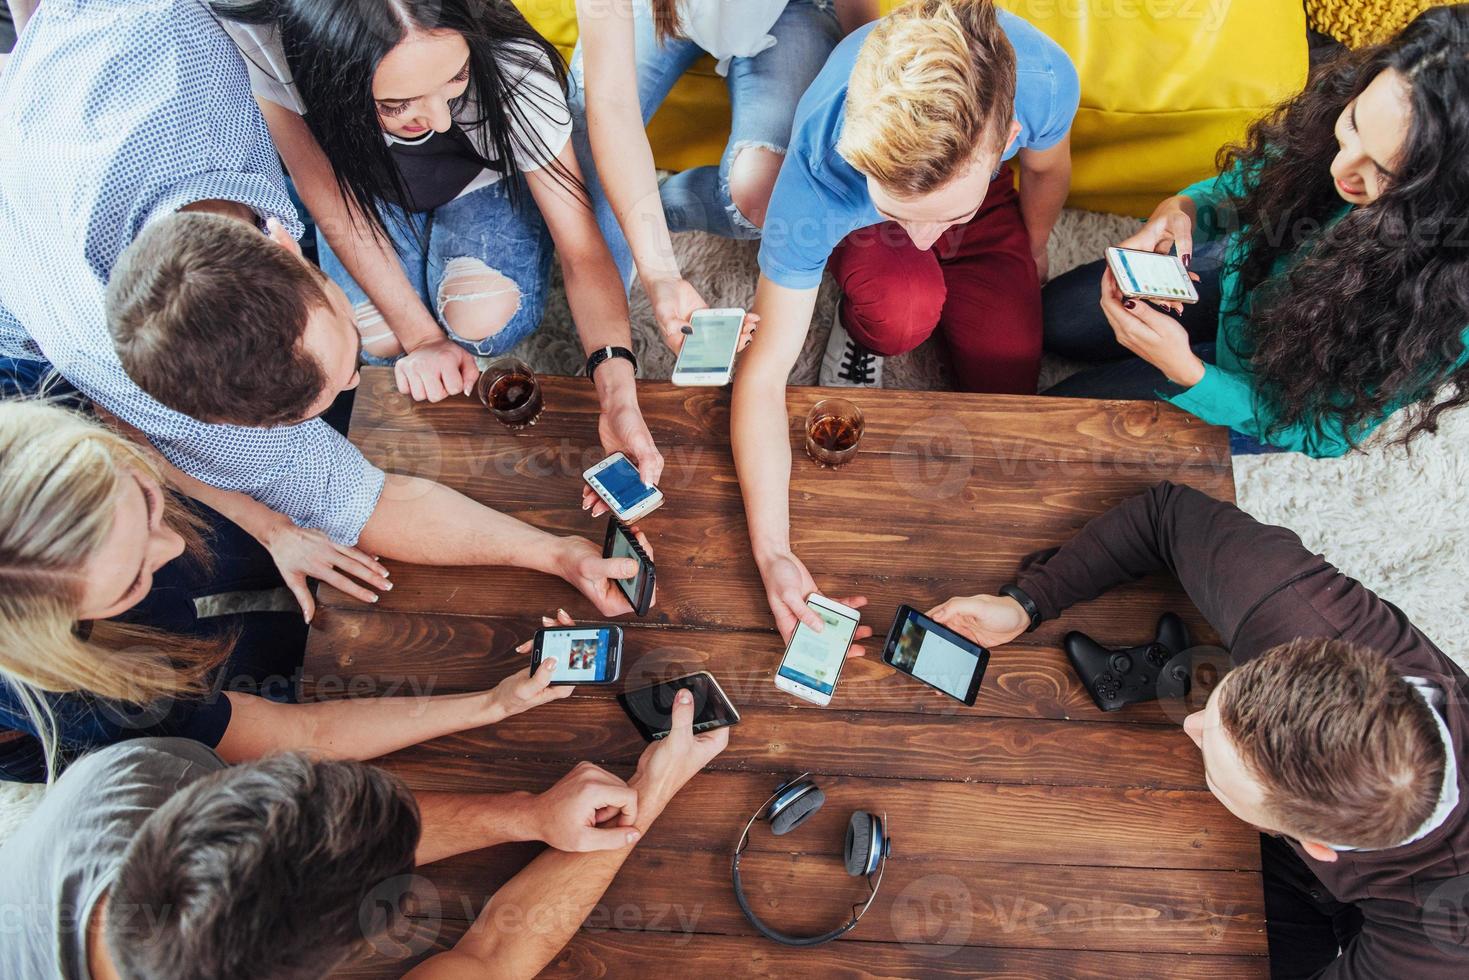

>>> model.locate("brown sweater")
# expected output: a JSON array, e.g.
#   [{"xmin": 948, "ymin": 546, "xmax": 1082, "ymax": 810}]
[{"xmin": 1014, "ymin": 481, "xmax": 1469, "ymax": 978}]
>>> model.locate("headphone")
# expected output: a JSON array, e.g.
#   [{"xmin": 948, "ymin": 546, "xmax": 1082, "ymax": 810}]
[{"xmin": 730, "ymin": 773, "xmax": 892, "ymax": 947}]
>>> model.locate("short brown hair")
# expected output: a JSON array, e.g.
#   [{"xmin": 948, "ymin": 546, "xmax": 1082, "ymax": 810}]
[
  {"xmin": 1219, "ymin": 638, "xmax": 1445, "ymax": 848},
  {"xmin": 839, "ymin": 0, "xmax": 1017, "ymax": 196},
  {"xmin": 107, "ymin": 753, "xmax": 421, "ymax": 980},
  {"xmin": 107, "ymin": 212, "xmax": 329, "ymax": 427}
]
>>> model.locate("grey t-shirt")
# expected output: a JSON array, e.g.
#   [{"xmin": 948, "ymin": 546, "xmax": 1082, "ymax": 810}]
[{"xmin": 0, "ymin": 738, "xmax": 226, "ymax": 979}]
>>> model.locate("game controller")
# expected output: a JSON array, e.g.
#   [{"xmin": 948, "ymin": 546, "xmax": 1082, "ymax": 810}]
[{"xmin": 1064, "ymin": 613, "xmax": 1192, "ymax": 712}]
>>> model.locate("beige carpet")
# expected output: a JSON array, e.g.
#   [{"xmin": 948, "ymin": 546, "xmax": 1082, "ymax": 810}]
[{"xmin": 1, "ymin": 208, "xmax": 1463, "ymax": 838}]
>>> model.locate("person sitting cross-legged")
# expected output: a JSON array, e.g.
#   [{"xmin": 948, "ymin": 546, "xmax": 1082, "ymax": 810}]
[
  {"xmin": 0, "ymin": 689, "xmax": 728, "ymax": 979},
  {"xmin": 929, "ymin": 482, "xmax": 1468, "ymax": 979}
]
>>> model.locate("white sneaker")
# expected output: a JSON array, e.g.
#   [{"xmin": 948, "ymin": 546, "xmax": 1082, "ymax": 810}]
[{"xmin": 819, "ymin": 302, "xmax": 884, "ymax": 387}]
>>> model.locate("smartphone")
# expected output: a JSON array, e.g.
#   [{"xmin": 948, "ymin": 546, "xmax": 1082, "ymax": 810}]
[
  {"xmin": 603, "ymin": 519, "xmax": 655, "ymax": 616},
  {"xmin": 1105, "ymin": 246, "xmax": 1199, "ymax": 304},
  {"xmin": 618, "ymin": 671, "xmax": 741, "ymax": 741},
  {"xmin": 774, "ymin": 595, "xmax": 862, "ymax": 707},
  {"xmin": 583, "ymin": 452, "xmax": 664, "ymax": 523},
  {"xmin": 881, "ymin": 604, "xmax": 990, "ymax": 706},
  {"xmin": 671, "ymin": 308, "xmax": 745, "ymax": 387},
  {"xmin": 530, "ymin": 625, "xmax": 623, "ymax": 685}
]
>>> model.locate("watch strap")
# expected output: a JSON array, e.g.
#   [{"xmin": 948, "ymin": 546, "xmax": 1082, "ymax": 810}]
[
  {"xmin": 999, "ymin": 584, "xmax": 1042, "ymax": 633},
  {"xmin": 585, "ymin": 345, "xmax": 638, "ymax": 379}
]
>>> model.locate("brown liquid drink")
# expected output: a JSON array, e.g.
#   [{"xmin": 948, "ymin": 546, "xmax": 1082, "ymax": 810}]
[
  {"xmin": 476, "ymin": 357, "xmax": 544, "ymax": 429},
  {"xmin": 805, "ymin": 398, "xmax": 864, "ymax": 467}
]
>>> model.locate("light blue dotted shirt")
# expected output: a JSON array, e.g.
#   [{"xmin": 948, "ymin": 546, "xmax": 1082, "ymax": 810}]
[{"xmin": 0, "ymin": 0, "xmax": 384, "ymax": 544}]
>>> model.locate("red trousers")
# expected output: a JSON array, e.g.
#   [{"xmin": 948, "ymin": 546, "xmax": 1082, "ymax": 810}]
[{"xmin": 827, "ymin": 166, "xmax": 1042, "ymax": 393}]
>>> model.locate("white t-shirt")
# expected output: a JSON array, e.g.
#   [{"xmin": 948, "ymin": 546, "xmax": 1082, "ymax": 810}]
[
  {"xmin": 661, "ymin": 0, "xmax": 790, "ymax": 75},
  {"xmin": 220, "ymin": 21, "xmax": 572, "ymax": 199}
]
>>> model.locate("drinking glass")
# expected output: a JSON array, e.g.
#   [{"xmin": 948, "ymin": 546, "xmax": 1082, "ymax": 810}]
[
  {"xmin": 476, "ymin": 357, "xmax": 544, "ymax": 429},
  {"xmin": 804, "ymin": 398, "xmax": 864, "ymax": 467}
]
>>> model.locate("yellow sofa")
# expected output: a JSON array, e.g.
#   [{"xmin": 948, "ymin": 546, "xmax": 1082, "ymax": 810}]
[{"xmin": 519, "ymin": 0, "xmax": 1307, "ymax": 217}]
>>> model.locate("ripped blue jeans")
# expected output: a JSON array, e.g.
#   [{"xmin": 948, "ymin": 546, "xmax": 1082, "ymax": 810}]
[
  {"xmin": 569, "ymin": 0, "xmax": 841, "ymax": 289},
  {"xmin": 317, "ymin": 178, "xmax": 553, "ymax": 365}
]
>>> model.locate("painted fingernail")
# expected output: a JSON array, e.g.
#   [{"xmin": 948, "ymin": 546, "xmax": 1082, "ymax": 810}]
[
  {"xmin": 681, "ymin": 325, "xmax": 693, "ymax": 335},
  {"xmin": 382, "ymin": 581, "xmax": 393, "ymax": 590},
  {"xmin": 370, "ymin": 594, "xmax": 379, "ymax": 602},
  {"xmin": 1182, "ymin": 253, "xmax": 1192, "ymax": 268},
  {"xmin": 1123, "ymin": 300, "xmax": 1136, "ymax": 309},
  {"xmin": 557, "ymin": 608, "xmax": 568, "ymax": 619}
]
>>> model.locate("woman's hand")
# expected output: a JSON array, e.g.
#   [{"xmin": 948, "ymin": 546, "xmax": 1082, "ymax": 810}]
[
  {"xmin": 1120, "ymin": 197, "xmax": 1195, "ymax": 265},
  {"xmin": 645, "ymin": 276, "xmax": 760, "ymax": 354},
  {"xmin": 927, "ymin": 594, "xmax": 1030, "ymax": 649},
  {"xmin": 395, "ymin": 337, "xmax": 481, "ymax": 402},
  {"xmin": 489, "ymin": 610, "xmax": 581, "ymax": 723},
  {"xmin": 583, "ymin": 392, "xmax": 666, "ymax": 517},
  {"xmin": 1099, "ymin": 270, "xmax": 1207, "ymax": 387},
  {"xmin": 260, "ymin": 519, "xmax": 392, "ymax": 622},
  {"xmin": 756, "ymin": 550, "xmax": 871, "ymax": 657}
]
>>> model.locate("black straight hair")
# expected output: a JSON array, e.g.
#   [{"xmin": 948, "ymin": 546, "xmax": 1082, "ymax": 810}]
[{"xmin": 211, "ymin": 0, "xmax": 584, "ymax": 242}]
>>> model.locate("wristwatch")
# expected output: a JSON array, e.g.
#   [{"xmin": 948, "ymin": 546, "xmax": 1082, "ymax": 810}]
[
  {"xmin": 585, "ymin": 345, "xmax": 638, "ymax": 379},
  {"xmin": 998, "ymin": 584, "xmax": 1042, "ymax": 633}
]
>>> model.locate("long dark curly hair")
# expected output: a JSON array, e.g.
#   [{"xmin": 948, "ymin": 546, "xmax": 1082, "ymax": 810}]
[{"xmin": 1217, "ymin": 5, "xmax": 1469, "ymax": 448}]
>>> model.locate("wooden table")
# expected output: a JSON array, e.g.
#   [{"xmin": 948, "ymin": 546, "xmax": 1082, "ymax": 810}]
[{"xmin": 306, "ymin": 368, "xmax": 1266, "ymax": 978}]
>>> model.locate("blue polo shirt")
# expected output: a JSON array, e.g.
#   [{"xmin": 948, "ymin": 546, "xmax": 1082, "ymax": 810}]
[{"xmin": 758, "ymin": 13, "xmax": 1079, "ymax": 290}]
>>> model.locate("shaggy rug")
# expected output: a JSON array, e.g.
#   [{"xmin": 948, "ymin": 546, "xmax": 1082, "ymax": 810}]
[{"xmin": 1, "ymin": 207, "xmax": 1463, "ymax": 839}]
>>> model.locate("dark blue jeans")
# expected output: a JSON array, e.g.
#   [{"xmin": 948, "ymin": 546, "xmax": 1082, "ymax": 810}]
[{"xmin": 1039, "ymin": 247, "xmax": 1279, "ymax": 455}]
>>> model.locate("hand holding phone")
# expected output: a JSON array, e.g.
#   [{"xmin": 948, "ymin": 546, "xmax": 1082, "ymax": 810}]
[
  {"xmin": 882, "ymin": 604, "xmax": 991, "ymax": 705},
  {"xmin": 531, "ymin": 622, "xmax": 624, "ymax": 685},
  {"xmin": 584, "ymin": 452, "xmax": 664, "ymax": 523},
  {"xmin": 604, "ymin": 520, "xmax": 655, "ymax": 616},
  {"xmin": 1104, "ymin": 246, "xmax": 1198, "ymax": 306},
  {"xmin": 671, "ymin": 308, "xmax": 748, "ymax": 387},
  {"xmin": 619, "ymin": 671, "xmax": 740, "ymax": 741},
  {"xmin": 774, "ymin": 594, "xmax": 864, "ymax": 706}
]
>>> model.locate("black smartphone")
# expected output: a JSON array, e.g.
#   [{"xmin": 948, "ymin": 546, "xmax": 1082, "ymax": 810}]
[
  {"xmin": 603, "ymin": 519, "xmax": 655, "ymax": 616},
  {"xmin": 881, "ymin": 604, "xmax": 989, "ymax": 706},
  {"xmin": 530, "ymin": 625, "xmax": 623, "ymax": 686},
  {"xmin": 617, "ymin": 671, "xmax": 740, "ymax": 741}
]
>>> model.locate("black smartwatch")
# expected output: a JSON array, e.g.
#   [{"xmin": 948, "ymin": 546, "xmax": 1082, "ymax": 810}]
[
  {"xmin": 585, "ymin": 345, "xmax": 638, "ymax": 379},
  {"xmin": 998, "ymin": 584, "xmax": 1042, "ymax": 633}
]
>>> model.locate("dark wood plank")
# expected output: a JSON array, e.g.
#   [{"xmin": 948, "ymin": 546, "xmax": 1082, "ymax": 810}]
[
  {"xmin": 375, "ymin": 766, "xmax": 1260, "ymax": 873},
  {"xmin": 347, "ymin": 369, "xmax": 1234, "ymax": 469},
  {"xmin": 333, "ymin": 923, "xmax": 1267, "ymax": 979},
  {"xmin": 348, "ymin": 698, "xmax": 1207, "ymax": 790},
  {"xmin": 400, "ymin": 847, "xmax": 1266, "ymax": 955},
  {"xmin": 301, "ymin": 609, "xmax": 1221, "ymax": 726}
]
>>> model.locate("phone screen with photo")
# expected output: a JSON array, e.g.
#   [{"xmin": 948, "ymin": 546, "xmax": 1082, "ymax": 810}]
[
  {"xmin": 591, "ymin": 457, "xmax": 656, "ymax": 512},
  {"xmin": 778, "ymin": 602, "xmax": 860, "ymax": 697},
  {"xmin": 608, "ymin": 525, "xmax": 644, "ymax": 604},
  {"xmin": 1112, "ymin": 248, "xmax": 1192, "ymax": 299},
  {"xmin": 675, "ymin": 311, "xmax": 743, "ymax": 374},
  {"xmin": 539, "ymin": 628, "xmax": 614, "ymax": 682},
  {"xmin": 888, "ymin": 611, "xmax": 983, "ymax": 700}
]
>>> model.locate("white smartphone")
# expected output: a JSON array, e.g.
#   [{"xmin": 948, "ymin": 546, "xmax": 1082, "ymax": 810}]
[
  {"xmin": 671, "ymin": 308, "xmax": 745, "ymax": 387},
  {"xmin": 774, "ymin": 594, "xmax": 862, "ymax": 707},
  {"xmin": 1105, "ymin": 246, "xmax": 1199, "ymax": 304},
  {"xmin": 583, "ymin": 452, "xmax": 664, "ymax": 523}
]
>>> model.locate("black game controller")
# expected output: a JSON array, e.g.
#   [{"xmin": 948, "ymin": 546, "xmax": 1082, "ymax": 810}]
[{"xmin": 1064, "ymin": 613, "xmax": 1192, "ymax": 712}]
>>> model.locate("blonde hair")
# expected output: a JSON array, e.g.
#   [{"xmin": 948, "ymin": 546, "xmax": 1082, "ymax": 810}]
[
  {"xmin": 839, "ymin": 0, "xmax": 1017, "ymax": 196},
  {"xmin": 0, "ymin": 401, "xmax": 227, "ymax": 779}
]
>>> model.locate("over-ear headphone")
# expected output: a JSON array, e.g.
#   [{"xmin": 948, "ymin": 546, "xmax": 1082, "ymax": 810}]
[{"xmin": 731, "ymin": 773, "xmax": 892, "ymax": 947}]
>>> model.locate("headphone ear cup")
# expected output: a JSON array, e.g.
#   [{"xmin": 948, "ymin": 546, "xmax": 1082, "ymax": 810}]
[
  {"xmin": 844, "ymin": 812, "xmax": 877, "ymax": 876},
  {"xmin": 769, "ymin": 786, "xmax": 825, "ymax": 836}
]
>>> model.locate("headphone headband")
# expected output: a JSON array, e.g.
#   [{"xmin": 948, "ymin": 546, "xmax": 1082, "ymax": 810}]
[{"xmin": 731, "ymin": 774, "xmax": 891, "ymax": 947}]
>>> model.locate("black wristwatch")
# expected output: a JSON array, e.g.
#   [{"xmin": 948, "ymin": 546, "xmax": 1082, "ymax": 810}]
[
  {"xmin": 998, "ymin": 584, "xmax": 1042, "ymax": 633},
  {"xmin": 585, "ymin": 345, "xmax": 638, "ymax": 379}
]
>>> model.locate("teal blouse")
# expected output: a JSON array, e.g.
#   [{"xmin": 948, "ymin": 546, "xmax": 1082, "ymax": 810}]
[{"xmin": 1167, "ymin": 165, "xmax": 1469, "ymax": 457}]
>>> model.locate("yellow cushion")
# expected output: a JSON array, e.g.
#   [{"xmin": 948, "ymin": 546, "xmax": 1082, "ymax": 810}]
[
  {"xmin": 1307, "ymin": 0, "xmax": 1439, "ymax": 48},
  {"xmin": 516, "ymin": 0, "xmax": 1307, "ymax": 218}
]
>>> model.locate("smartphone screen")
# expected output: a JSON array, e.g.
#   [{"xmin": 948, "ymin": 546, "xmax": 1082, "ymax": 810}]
[
  {"xmin": 607, "ymin": 523, "xmax": 648, "ymax": 606},
  {"xmin": 884, "ymin": 606, "xmax": 988, "ymax": 704},
  {"xmin": 589, "ymin": 456, "xmax": 656, "ymax": 514},
  {"xmin": 1109, "ymin": 248, "xmax": 1193, "ymax": 300},
  {"xmin": 778, "ymin": 601, "xmax": 861, "ymax": 699},
  {"xmin": 536, "ymin": 627, "xmax": 618, "ymax": 683},
  {"xmin": 619, "ymin": 672, "xmax": 740, "ymax": 741},
  {"xmin": 674, "ymin": 311, "xmax": 743, "ymax": 376}
]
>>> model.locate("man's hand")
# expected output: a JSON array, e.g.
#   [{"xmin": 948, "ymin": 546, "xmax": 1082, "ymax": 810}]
[
  {"xmin": 1031, "ymin": 240, "xmax": 1051, "ymax": 286},
  {"xmin": 756, "ymin": 550, "xmax": 872, "ymax": 656},
  {"xmin": 927, "ymin": 594, "xmax": 1031, "ymax": 649},
  {"xmin": 1099, "ymin": 270, "xmax": 1206, "ymax": 387},
  {"xmin": 395, "ymin": 337, "xmax": 481, "ymax": 402},
  {"xmin": 628, "ymin": 686, "xmax": 730, "ymax": 819},
  {"xmin": 260, "ymin": 519, "xmax": 392, "ymax": 622},
  {"xmin": 527, "ymin": 761, "xmax": 642, "ymax": 852},
  {"xmin": 553, "ymin": 536, "xmax": 640, "ymax": 616}
]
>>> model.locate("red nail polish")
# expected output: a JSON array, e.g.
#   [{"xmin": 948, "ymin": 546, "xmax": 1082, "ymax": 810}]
[
  {"xmin": 1182, "ymin": 254, "xmax": 1192, "ymax": 269},
  {"xmin": 1123, "ymin": 300, "xmax": 1136, "ymax": 309}
]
